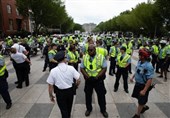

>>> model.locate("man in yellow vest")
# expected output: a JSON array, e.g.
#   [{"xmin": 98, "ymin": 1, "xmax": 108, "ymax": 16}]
[
  {"xmin": 150, "ymin": 41, "xmax": 159, "ymax": 73},
  {"xmin": 109, "ymin": 41, "xmax": 118, "ymax": 76},
  {"xmin": 114, "ymin": 46, "xmax": 131, "ymax": 93},
  {"xmin": 80, "ymin": 44, "xmax": 108, "ymax": 118},
  {"xmin": 48, "ymin": 43, "xmax": 58, "ymax": 71},
  {"xmin": 0, "ymin": 45, "xmax": 12, "ymax": 109},
  {"xmin": 96, "ymin": 40, "xmax": 108, "ymax": 58},
  {"xmin": 158, "ymin": 40, "xmax": 169, "ymax": 81}
]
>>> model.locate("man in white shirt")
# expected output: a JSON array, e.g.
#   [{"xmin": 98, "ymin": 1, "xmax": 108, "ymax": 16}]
[
  {"xmin": 11, "ymin": 39, "xmax": 28, "ymax": 54},
  {"xmin": 47, "ymin": 51, "xmax": 81, "ymax": 118},
  {"xmin": 11, "ymin": 39, "xmax": 28, "ymax": 84}
]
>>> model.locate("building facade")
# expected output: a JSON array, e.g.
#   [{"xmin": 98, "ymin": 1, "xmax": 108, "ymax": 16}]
[
  {"xmin": 82, "ymin": 23, "xmax": 96, "ymax": 33},
  {"xmin": 0, "ymin": 0, "xmax": 29, "ymax": 37}
]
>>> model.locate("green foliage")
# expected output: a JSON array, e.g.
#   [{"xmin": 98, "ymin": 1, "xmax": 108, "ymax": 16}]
[
  {"xmin": 95, "ymin": 1, "xmax": 165, "ymax": 37},
  {"xmin": 16, "ymin": 0, "xmax": 74, "ymax": 34},
  {"xmin": 73, "ymin": 23, "xmax": 85, "ymax": 32}
]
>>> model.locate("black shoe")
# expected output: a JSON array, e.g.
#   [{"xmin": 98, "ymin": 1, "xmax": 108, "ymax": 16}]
[
  {"xmin": 158, "ymin": 75, "xmax": 163, "ymax": 78},
  {"xmin": 164, "ymin": 77, "xmax": 167, "ymax": 82},
  {"xmin": 101, "ymin": 111, "xmax": 108, "ymax": 118},
  {"xmin": 14, "ymin": 81, "xmax": 19, "ymax": 84},
  {"xmin": 85, "ymin": 110, "xmax": 91, "ymax": 116},
  {"xmin": 114, "ymin": 88, "xmax": 118, "ymax": 92},
  {"xmin": 42, "ymin": 69, "xmax": 46, "ymax": 72},
  {"xmin": 132, "ymin": 114, "xmax": 140, "ymax": 118},
  {"xmin": 125, "ymin": 89, "xmax": 129, "ymax": 93},
  {"xmin": 26, "ymin": 83, "xmax": 29, "ymax": 87},
  {"xmin": 156, "ymin": 71, "xmax": 160, "ymax": 73},
  {"xmin": 6, "ymin": 103, "xmax": 12, "ymax": 109},
  {"xmin": 109, "ymin": 73, "xmax": 113, "ymax": 76},
  {"xmin": 141, "ymin": 105, "xmax": 149, "ymax": 113},
  {"xmin": 129, "ymin": 71, "xmax": 132, "ymax": 74},
  {"xmin": 16, "ymin": 86, "xmax": 22, "ymax": 89}
]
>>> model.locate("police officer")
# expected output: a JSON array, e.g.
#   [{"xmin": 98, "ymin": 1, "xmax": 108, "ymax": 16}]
[
  {"xmin": 42, "ymin": 40, "xmax": 51, "ymax": 72},
  {"xmin": 130, "ymin": 48, "xmax": 154, "ymax": 118},
  {"xmin": 96, "ymin": 40, "xmax": 108, "ymax": 58},
  {"xmin": 158, "ymin": 40, "xmax": 169, "ymax": 81},
  {"xmin": 48, "ymin": 43, "xmax": 58, "ymax": 71},
  {"xmin": 109, "ymin": 41, "xmax": 118, "ymax": 76},
  {"xmin": 10, "ymin": 48, "xmax": 31, "ymax": 88},
  {"xmin": 80, "ymin": 44, "xmax": 108, "ymax": 118},
  {"xmin": 47, "ymin": 51, "xmax": 80, "ymax": 118},
  {"xmin": 150, "ymin": 41, "xmax": 159, "ymax": 73},
  {"xmin": 67, "ymin": 44, "xmax": 80, "ymax": 95},
  {"xmin": 0, "ymin": 45, "xmax": 12, "ymax": 109},
  {"xmin": 114, "ymin": 46, "xmax": 131, "ymax": 93}
]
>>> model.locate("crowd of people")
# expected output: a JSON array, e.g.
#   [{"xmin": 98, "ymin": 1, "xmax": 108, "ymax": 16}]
[{"xmin": 0, "ymin": 34, "xmax": 169, "ymax": 118}]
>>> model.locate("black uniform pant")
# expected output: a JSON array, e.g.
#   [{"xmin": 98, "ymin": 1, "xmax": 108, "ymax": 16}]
[
  {"xmin": 68, "ymin": 63, "xmax": 78, "ymax": 95},
  {"xmin": 0, "ymin": 76, "xmax": 12, "ymax": 105},
  {"xmin": 12, "ymin": 61, "xmax": 19, "ymax": 82},
  {"xmin": 16, "ymin": 62, "xmax": 29, "ymax": 87},
  {"xmin": 49, "ymin": 62, "xmax": 58, "ymax": 71},
  {"xmin": 107, "ymin": 46, "xmax": 111, "ymax": 54},
  {"xmin": 151, "ymin": 54, "xmax": 159, "ymax": 72},
  {"xmin": 55, "ymin": 86, "xmax": 74, "ymax": 118},
  {"xmin": 109, "ymin": 57, "xmax": 116, "ymax": 74},
  {"xmin": 114, "ymin": 67, "xmax": 128, "ymax": 90},
  {"xmin": 43, "ymin": 58, "xmax": 49, "ymax": 71},
  {"xmin": 84, "ymin": 79, "xmax": 107, "ymax": 112}
]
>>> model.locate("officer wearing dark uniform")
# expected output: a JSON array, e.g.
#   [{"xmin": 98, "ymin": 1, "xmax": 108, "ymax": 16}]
[
  {"xmin": 0, "ymin": 45, "xmax": 12, "ymax": 109},
  {"xmin": 80, "ymin": 44, "xmax": 108, "ymax": 118}
]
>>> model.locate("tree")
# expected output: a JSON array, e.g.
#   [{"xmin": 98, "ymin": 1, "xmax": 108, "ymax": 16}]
[
  {"xmin": 73, "ymin": 23, "xmax": 85, "ymax": 32},
  {"xmin": 16, "ymin": 0, "xmax": 69, "ymax": 34},
  {"xmin": 155, "ymin": 0, "xmax": 170, "ymax": 34}
]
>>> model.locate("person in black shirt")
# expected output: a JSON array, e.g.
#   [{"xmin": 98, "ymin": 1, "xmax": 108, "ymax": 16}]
[{"xmin": 42, "ymin": 40, "xmax": 51, "ymax": 72}]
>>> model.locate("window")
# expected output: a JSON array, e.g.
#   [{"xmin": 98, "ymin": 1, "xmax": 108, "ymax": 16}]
[
  {"xmin": 16, "ymin": 9, "xmax": 19, "ymax": 16},
  {"xmin": 7, "ymin": 4, "xmax": 12, "ymax": 14},
  {"xmin": 9, "ymin": 19, "xmax": 13, "ymax": 30}
]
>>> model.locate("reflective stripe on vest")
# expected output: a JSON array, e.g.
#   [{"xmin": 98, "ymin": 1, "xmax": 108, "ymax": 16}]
[
  {"xmin": 84, "ymin": 54, "xmax": 103, "ymax": 77},
  {"xmin": 110, "ymin": 46, "xmax": 116, "ymax": 57},
  {"xmin": 117, "ymin": 53, "xmax": 130, "ymax": 68},
  {"xmin": 0, "ymin": 55, "xmax": 6, "ymax": 76}
]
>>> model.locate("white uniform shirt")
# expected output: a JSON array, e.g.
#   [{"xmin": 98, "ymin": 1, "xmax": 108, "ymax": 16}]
[
  {"xmin": 11, "ymin": 52, "xmax": 27, "ymax": 64},
  {"xmin": 12, "ymin": 43, "xmax": 26, "ymax": 53},
  {"xmin": 47, "ymin": 63, "xmax": 80, "ymax": 89}
]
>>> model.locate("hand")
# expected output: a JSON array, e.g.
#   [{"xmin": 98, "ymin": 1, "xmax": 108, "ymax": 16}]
[
  {"xmin": 50, "ymin": 95, "xmax": 55, "ymax": 103},
  {"xmin": 130, "ymin": 78, "xmax": 134, "ymax": 83},
  {"xmin": 140, "ymin": 90, "xmax": 146, "ymax": 96},
  {"xmin": 84, "ymin": 75, "xmax": 90, "ymax": 80}
]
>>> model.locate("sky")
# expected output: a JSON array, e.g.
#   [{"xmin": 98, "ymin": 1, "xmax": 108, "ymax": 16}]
[{"xmin": 65, "ymin": 0, "xmax": 148, "ymax": 25}]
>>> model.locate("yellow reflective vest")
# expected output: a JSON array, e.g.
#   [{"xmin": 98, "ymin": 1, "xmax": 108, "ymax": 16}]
[
  {"xmin": 117, "ymin": 53, "xmax": 130, "ymax": 68},
  {"xmin": 68, "ymin": 51, "xmax": 79, "ymax": 63},
  {"xmin": 84, "ymin": 54, "xmax": 104, "ymax": 77},
  {"xmin": 96, "ymin": 47, "xmax": 108, "ymax": 57},
  {"xmin": 0, "ymin": 55, "xmax": 6, "ymax": 77}
]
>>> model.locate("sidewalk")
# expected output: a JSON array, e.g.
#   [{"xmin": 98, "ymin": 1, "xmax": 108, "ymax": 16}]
[{"xmin": 0, "ymin": 52, "xmax": 169, "ymax": 118}]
